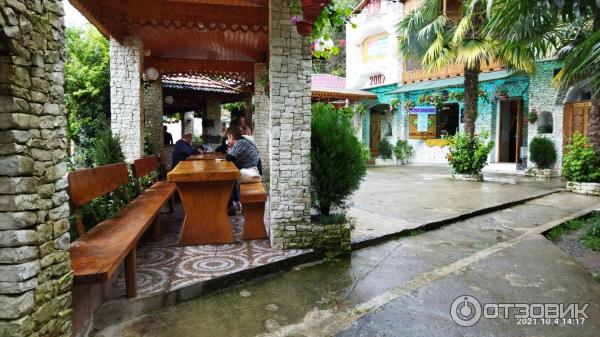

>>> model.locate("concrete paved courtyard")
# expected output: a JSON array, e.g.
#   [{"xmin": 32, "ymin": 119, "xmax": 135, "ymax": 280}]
[
  {"xmin": 350, "ymin": 165, "xmax": 564, "ymax": 244},
  {"xmin": 94, "ymin": 166, "xmax": 600, "ymax": 337}
]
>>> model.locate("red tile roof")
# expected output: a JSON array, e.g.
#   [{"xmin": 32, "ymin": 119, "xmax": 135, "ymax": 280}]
[{"xmin": 312, "ymin": 74, "xmax": 346, "ymax": 89}]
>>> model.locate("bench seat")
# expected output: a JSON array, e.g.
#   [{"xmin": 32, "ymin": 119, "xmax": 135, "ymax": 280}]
[
  {"xmin": 70, "ymin": 187, "xmax": 171, "ymax": 284},
  {"xmin": 240, "ymin": 182, "xmax": 268, "ymax": 240}
]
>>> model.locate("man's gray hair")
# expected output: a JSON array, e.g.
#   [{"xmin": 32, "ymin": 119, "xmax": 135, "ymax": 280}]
[{"xmin": 182, "ymin": 132, "xmax": 193, "ymax": 138}]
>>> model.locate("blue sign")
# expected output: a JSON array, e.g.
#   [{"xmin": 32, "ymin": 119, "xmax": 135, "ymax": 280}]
[{"xmin": 412, "ymin": 106, "xmax": 437, "ymax": 114}]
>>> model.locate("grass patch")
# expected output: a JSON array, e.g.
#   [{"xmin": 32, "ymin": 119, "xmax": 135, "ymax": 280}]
[
  {"xmin": 409, "ymin": 229, "xmax": 425, "ymax": 236},
  {"xmin": 545, "ymin": 218, "xmax": 584, "ymax": 241},
  {"xmin": 581, "ymin": 215, "xmax": 600, "ymax": 251}
]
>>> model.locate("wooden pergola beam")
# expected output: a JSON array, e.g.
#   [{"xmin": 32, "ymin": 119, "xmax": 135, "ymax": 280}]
[{"xmin": 146, "ymin": 57, "xmax": 254, "ymax": 82}]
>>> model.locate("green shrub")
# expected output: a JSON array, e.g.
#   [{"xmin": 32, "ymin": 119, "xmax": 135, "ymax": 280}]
[
  {"xmin": 393, "ymin": 139, "xmax": 414, "ymax": 164},
  {"xmin": 581, "ymin": 216, "xmax": 600, "ymax": 251},
  {"xmin": 562, "ymin": 133, "xmax": 600, "ymax": 182},
  {"xmin": 529, "ymin": 136, "xmax": 557, "ymax": 169},
  {"xmin": 537, "ymin": 123, "xmax": 553, "ymax": 134},
  {"xmin": 311, "ymin": 103, "xmax": 367, "ymax": 216},
  {"xmin": 446, "ymin": 133, "xmax": 495, "ymax": 175},
  {"xmin": 91, "ymin": 128, "xmax": 125, "ymax": 167},
  {"xmin": 378, "ymin": 138, "xmax": 393, "ymax": 159}
]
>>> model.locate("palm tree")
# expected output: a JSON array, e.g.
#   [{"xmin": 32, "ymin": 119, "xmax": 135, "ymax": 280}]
[
  {"xmin": 397, "ymin": 0, "xmax": 537, "ymax": 136},
  {"xmin": 486, "ymin": 0, "xmax": 600, "ymax": 154}
]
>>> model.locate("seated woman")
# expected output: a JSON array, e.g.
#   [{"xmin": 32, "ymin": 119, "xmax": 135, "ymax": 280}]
[{"xmin": 225, "ymin": 126, "xmax": 261, "ymax": 215}]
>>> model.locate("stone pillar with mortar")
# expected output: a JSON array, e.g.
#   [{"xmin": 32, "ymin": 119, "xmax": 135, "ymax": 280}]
[
  {"xmin": 204, "ymin": 98, "xmax": 221, "ymax": 143},
  {"xmin": 110, "ymin": 36, "xmax": 144, "ymax": 163},
  {"xmin": 253, "ymin": 63, "xmax": 270, "ymax": 183},
  {"xmin": 0, "ymin": 1, "xmax": 73, "ymax": 336},
  {"xmin": 268, "ymin": 0, "xmax": 314, "ymax": 249},
  {"xmin": 143, "ymin": 78, "xmax": 164, "ymax": 157},
  {"xmin": 182, "ymin": 111, "xmax": 194, "ymax": 135}
]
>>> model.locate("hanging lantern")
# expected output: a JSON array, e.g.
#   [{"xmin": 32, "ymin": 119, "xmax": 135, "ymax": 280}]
[
  {"xmin": 144, "ymin": 67, "xmax": 160, "ymax": 81},
  {"xmin": 164, "ymin": 96, "xmax": 174, "ymax": 105}
]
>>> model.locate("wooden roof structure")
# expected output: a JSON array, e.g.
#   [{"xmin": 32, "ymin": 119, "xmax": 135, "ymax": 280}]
[{"xmin": 69, "ymin": 0, "xmax": 332, "ymax": 85}]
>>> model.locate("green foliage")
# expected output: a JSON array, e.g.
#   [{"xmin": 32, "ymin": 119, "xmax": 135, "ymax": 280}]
[
  {"xmin": 222, "ymin": 102, "xmax": 247, "ymax": 114},
  {"xmin": 393, "ymin": 139, "xmax": 414, "ymax": 164},
  {"xmin": 377, "ymin": 138, "xmax": 393, "ymax": 159},
  {"xmin": 90, "ymin": 129, "xmax": 126, "ymax": 167},
  {"xmin": 581, "ymin": 215, "xmax": 600, "ymax": 251},
  {"xmin": 529, "ymin": 136, "xmax": 557, "ymax": 169},
  {"xmin": 311, "ymin": 103, "xmax": 367, "ymax": 216},
  {"xmin": 446, "ymin": 133, "xmax": 495, "ymax": 175},
  {"xmin": 65, "ymin": 24, "xmax": 110, "ymax": 165},
  {"xmin": 546, "ymin": 218, "xmax": 584, "ymax": 241},
  {"xmin": 310, "ymin": 0, "xmax": 357, "ymax": 60},
  {"xmin": 360, "ymin": 145, "xmax": 371, "ymax": 163},
  {"xmin": 192, "ymin": 134, "xmax": 203, "ymax": 146},
  {"xmin": 562, "ymin": 133, "xmax": 600, "ymax": 182}
]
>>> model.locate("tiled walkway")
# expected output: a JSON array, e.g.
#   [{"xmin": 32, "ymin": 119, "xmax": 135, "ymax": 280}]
[{"xmin": 108, "ymin": 204, "xmax": 308, "ymax": 298}]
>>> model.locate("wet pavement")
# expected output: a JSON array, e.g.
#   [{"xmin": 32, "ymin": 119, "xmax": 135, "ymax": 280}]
[
  {"xmin": 349, "ymin": 165, "xmax": 564, "ymax": 244},
  {"xmin": 93, "ymin": 191, "xmax": 600, "ymax": 337}
]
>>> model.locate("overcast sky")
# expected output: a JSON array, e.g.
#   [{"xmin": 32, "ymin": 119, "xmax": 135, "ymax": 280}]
[{"xmin": 64, "ymin": 2, "xmax": 89, "ymax": 27}]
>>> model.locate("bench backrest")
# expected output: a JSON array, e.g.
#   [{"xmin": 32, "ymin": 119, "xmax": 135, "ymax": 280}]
[
  {"xmin": 67, "ymin": 163, "xmax": 130, "ymax": 235},
  {"xmin": 132, "ymin": 155, "xmax": 160, "ymax": 178}
]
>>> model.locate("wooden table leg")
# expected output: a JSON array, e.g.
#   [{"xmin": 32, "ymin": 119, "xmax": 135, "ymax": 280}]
[
  {"xmin": 177, "ymin": 181, "xmax": 235, "ymax": 245},
  {"xmin": 242, "ymin": 202, "xmax": 268, "ymax": 240},
  {"xmin": 125, "ymin": 249, "xmax": 137, "ymax": 298}
]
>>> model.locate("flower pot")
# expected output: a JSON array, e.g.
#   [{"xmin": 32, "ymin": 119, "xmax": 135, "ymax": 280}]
[
  {"xmin": 452, "ymin": 173, "xmax": 484, "ymax": 182},
  {"xmin": 525, "ymin": 168, "xmax": 557, "ymax": 179},
  {"xmin": 566, "ymin": 181, "xmax": 600, "ymax": 196},
  {"xmin": 296, "ymin": 21, "xmax": 313, "ymax": 35}
]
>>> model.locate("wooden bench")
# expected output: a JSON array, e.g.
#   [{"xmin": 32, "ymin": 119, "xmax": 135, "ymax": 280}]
[
  {"xmin": 239, "ymin": 182, "xmax": 268, "ymax": 240},
  {"xmin": 132, "ymin": 155, "xmax": 176, "ymax": 215},
  {"xmin": 68, "ymin": 162, "xmax": 174, "ymax": 298}
]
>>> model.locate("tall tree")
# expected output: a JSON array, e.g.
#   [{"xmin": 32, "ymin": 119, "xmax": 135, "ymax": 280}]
[
  {"xmin": 397, "ymin": 0, "xmax": 537, "ymax": 135},
  {"xmin": 65, "ymin": 24, "xmax": 110, "ymax": 165},
  {"xmin": 486, "ymin": 0, "xmax": 600, "ymax": 154}
]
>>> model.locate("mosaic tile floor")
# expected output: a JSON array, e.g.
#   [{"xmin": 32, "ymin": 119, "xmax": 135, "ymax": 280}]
[{"xmin": 108, "ymin": 203, "xmax": 307, "ymax": 299}]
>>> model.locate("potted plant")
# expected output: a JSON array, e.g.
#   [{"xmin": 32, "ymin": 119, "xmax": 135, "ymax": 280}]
[
  {"xmin": 393, "ymin": 139, "xmax": 414, "ymax": 165},
  {"xmin": 563, "ymin": 133, "xmax": 600, "ymax": 195},
  {"xmin": 389, "ymin": 98, "xmax": 400, "ymax": 112},
  {"xmin": 310, "ymin": 103, "xmax": 367, "ymax": 256},
  {"xmin": 376, "ymin": 138, "xmax": 394, "ymax": 165},
  {"xmin": 446, "ymin": 132, "xmax": 495, "ymax": 181},
  {"xmin": 528, "ymin": 108, "xmax": 538, "ymax": 124},
  {"xmin": 526, "ymin": 136, "xmax": 557, "ymax": 178}
]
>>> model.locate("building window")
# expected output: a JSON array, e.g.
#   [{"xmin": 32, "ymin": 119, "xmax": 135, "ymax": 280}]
[
  {"xmin": 537, "ymin": 111, "xmax": 553, "ymax": 134},
  {"xmin": 437, "ymin": 103, "xmax": 459, "ymax": 138},
  {"xmin": 362, "ymin": 32, "xmax": 389, "ymax": 63}
]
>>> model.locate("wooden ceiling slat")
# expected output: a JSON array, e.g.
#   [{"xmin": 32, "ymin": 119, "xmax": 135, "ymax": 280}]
[{"xmin": 146, "ymin": 57, "xmax": 254, "ymax": 83}]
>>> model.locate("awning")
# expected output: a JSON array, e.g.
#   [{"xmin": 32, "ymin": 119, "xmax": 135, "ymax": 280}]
[
  {"xmin": 391, "ymin": 70, "xmax": 512, "ymax": 93},
  {"xmin": 312, "ymin": 87, "xmax": 377, "ymax": 101}
]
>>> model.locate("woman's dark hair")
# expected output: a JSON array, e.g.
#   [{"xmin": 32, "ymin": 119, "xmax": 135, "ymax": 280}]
[{"xmin": 226, "ymin": 126, "xmax": 243, "ymax": 140}]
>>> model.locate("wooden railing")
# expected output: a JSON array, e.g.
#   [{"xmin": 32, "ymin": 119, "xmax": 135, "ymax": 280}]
[{"xmin": 402, "ymin": 60, "xmax": 504, "ymax": 84}]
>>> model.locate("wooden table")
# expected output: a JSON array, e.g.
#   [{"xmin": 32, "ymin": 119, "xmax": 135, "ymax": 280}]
[
  {"xmin": 167, "ymin": 160, "xmax": 240, "ymax": 245},
  {"xmin": 187, "ymin": 153, "xmax": 226, "ymax": 160}
]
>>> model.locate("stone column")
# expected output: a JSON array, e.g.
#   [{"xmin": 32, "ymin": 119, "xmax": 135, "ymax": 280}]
[
  {"xmin": 143, "ymin": 79, "xmax": 163, "ymax": 156},
  {"xmin": 0, "ymin": 1, "xmax": 73, "ymax": 336},
  {"xmin": 253, "ymin": 63, "xmax": 270, "ymax": 182},
  {"xmin": 204, "ymin": 98, "xmax": 221, "ymax": 142},
  {"xmin": 182, "ymin": 111, "xmax": 194, "ymax": 135},
  {"xmin": 268, "ymin": 0, "xmax": 313, "ymax": 249},
  {"xmin": 110, "ymin": 36, "xmax": 144, "ymax": 163}
]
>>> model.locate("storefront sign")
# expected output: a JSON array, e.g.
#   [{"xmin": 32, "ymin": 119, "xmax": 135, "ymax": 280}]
[{"xmin": 409, "ymin": 106, "xmax": 437, "ymax": 139}]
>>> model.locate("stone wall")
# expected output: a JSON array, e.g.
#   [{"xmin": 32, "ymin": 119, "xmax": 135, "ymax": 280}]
[
  {"xmin": 0, "ymin": 1, "xmax": 73, "ymax": 336},
  {"xmin": 268, "ymin": 0, "xmax": 313, "ymax": 249},
  {"xmin": 253, "ymin": 63, "xmax": 270, "ymax": 182},
  {"xmin": 204, "ymin": 98, "xmax": 221, "ymax": 141},
  {"xmin": 110, "ymin": 36, "xmax": 144, "ymax": 163},
  {"xmin": 182, "ymin": 111, "xmax": 194, "ymax": 135},
  {"xmin": 143, "ymin": 79, "xmax": 163, "ymax": 158},
  {"xmin": 527, "ymin": 60, "xmax": 566, "ymax": 172}
]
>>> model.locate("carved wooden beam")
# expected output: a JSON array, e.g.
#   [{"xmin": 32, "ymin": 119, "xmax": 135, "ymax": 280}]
[{"xmin": 146, "ymin": 58, "xmax": 254, "ymax": 83}]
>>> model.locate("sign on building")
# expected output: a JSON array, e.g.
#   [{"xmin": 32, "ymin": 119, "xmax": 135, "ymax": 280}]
[
  {"xmin": 362, "ymin": 32, "xmax": 389, "ymax": 63},
  {"xmin": 409, "ymin": 106, "xmax": 437, "ymax": 139}
]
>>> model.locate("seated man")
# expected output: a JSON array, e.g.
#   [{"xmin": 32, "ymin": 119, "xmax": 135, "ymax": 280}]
[
  {"xmin": 225, "ymin": 126, "xmax": 261, "ymax": 215},
  {"xmin": 171, "ymin": 133, "xmax": 202, "ymax": 167}
]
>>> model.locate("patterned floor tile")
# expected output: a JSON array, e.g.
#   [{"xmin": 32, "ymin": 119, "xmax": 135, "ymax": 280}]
[{"xmin": 107, "ymin": 202, "xmax": 310, "ymax": 298}]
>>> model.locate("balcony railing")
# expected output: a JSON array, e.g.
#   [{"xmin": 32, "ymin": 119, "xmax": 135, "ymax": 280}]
[{"xmin": 402, "ymin": 60, "xmax": 504, "ymax": 84}]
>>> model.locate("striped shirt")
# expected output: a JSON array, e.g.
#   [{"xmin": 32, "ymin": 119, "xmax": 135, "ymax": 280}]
[{"xmin": 228, "ymin": 137, "xmax": 260, "ymax": 169}]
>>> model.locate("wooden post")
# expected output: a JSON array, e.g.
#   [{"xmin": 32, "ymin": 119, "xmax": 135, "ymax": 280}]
[{"xmin": 125, "ymin": 249, "xmax": 137, "ymax": 298}]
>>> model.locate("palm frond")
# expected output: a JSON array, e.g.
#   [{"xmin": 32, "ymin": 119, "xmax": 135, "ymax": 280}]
[
  {"xmin": 456, "ymin": 39, "xmax": 493, "ymax": 69},
  {"xmin": 557, "ymin": 28, "xmax": 600, "ymax": 96}
]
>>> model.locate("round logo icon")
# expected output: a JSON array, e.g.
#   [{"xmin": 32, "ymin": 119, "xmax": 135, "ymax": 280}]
[{"xmin": 450, "ymin": 295, "xmax": 482, "ymax": 327}]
